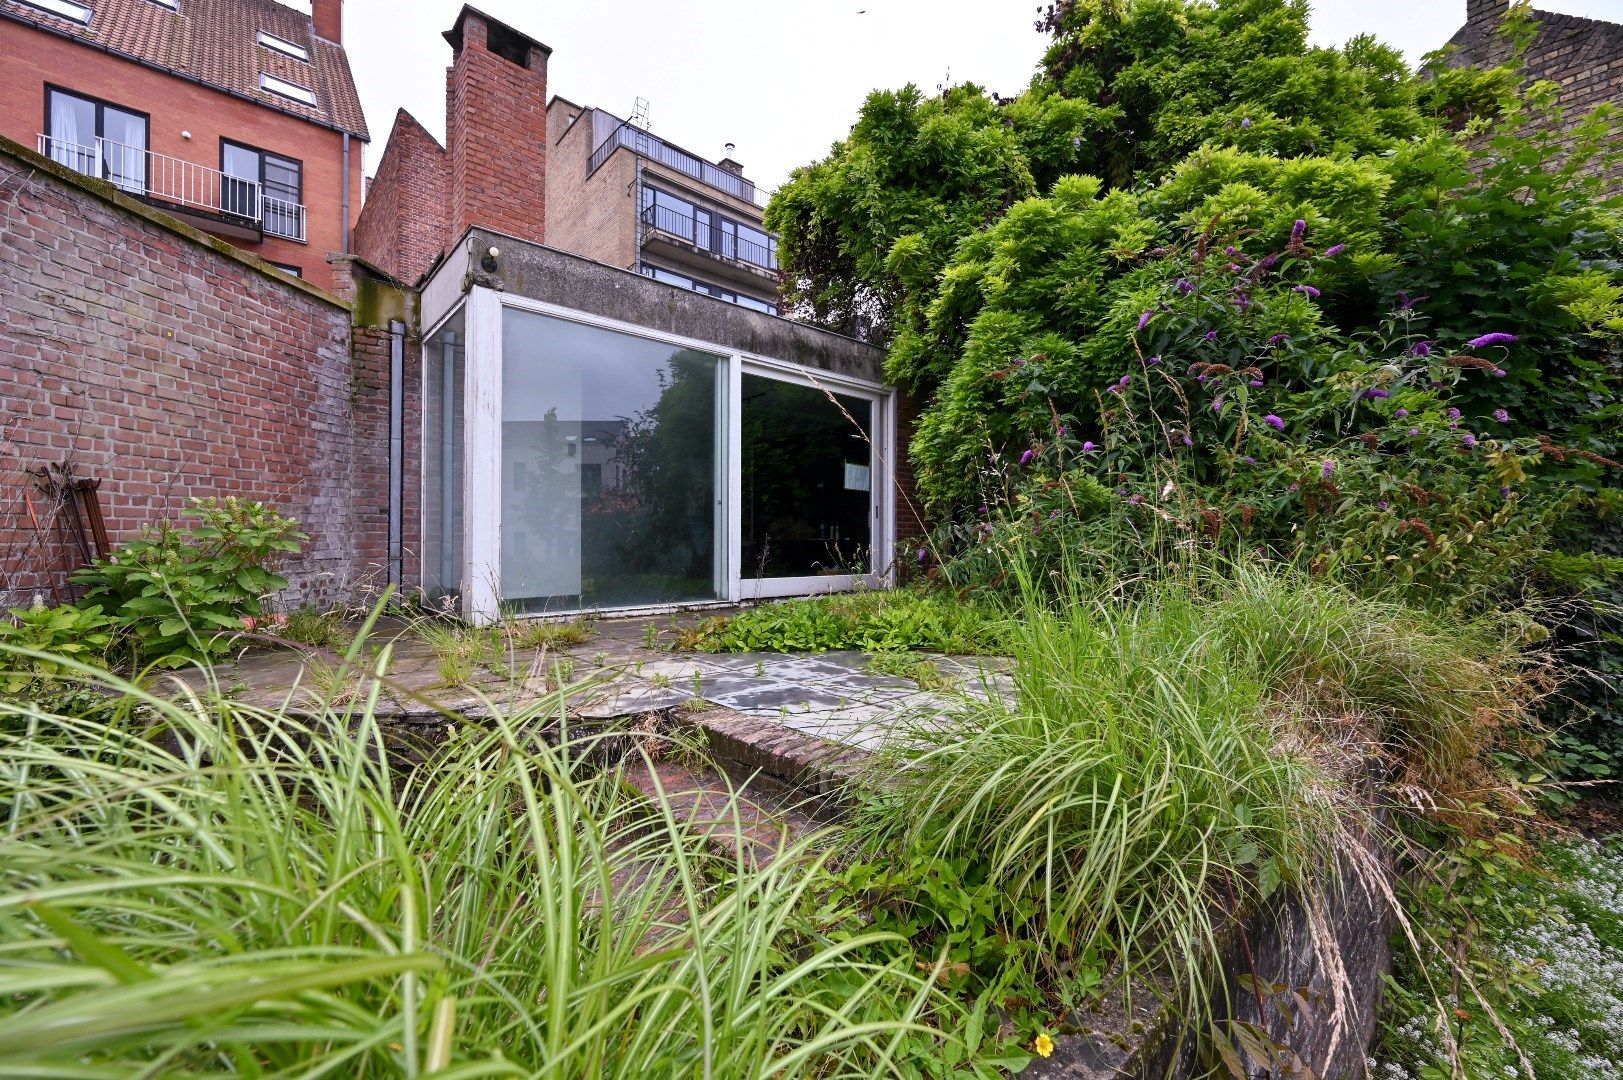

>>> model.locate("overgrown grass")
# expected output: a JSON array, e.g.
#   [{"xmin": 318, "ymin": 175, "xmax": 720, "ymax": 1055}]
[
  {"xmin": 843, "ymin": 559, "xmax": 1536, "ymax": 1048},
  {"xmin": 677, "ymin": 587, "xmax": 1006, "ymax": 655},
  {"xmin": 0, "ymin": 649, "xmax": 947, "ymax": 1077},
  {"xmin": 415, "ymin": 617, "xmax": 592, "ymax": 686}
]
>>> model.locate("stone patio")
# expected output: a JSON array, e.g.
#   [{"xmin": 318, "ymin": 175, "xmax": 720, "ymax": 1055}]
[{"xmin": 194, "ymin": 609, "xmax": 1013, "ymax": 756}]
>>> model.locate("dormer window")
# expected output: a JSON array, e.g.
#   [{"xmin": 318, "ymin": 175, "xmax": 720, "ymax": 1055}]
[
  {"xmin": 257, "ymin": 31, "xmax": 309, "ymax": 62},
  {"xmin": 259, "ymin": 73, "xmax": 316, "ymax": 107},
  {"xmin": 17, "ymin": 0, "xmax": 91, "ymax": 24},
  {"xmin": 148, "ymin": 0, "xmax": 176, "ymax": 9}
]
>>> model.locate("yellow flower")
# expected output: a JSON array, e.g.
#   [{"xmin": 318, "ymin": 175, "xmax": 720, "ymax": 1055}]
[{"xmin": 1034, "ymin": 1032, "xmax": 1054, "ymax": 1058}]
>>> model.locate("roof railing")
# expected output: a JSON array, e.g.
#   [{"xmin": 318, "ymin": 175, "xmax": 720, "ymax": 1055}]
[{"xmin": 588, "ymin": 123, "xmax": 765, "ymax": 208}]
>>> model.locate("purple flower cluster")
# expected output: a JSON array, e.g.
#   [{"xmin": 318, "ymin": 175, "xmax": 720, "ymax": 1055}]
[
  {"xmin": 1466, "ymin": 332, "xmax": 1518, "ymax": 349},
  {"xmin": 1321, "ymin": 460, "xmax": 1336, "ymax": 478},
  {"xmin": 1493, "ymin": 408, "xmax": 1510, "ymax": 423},
  {"xmin": 1446, "ymin": 408, "xmax": 1462, "ymax": 420},
  {"xmin": 1410, "ymin": 341, "xmax": 1432, "ymax": 358},
  {"xmin": 1462, "ymin": 434, "xmax": 1478, "ymax": 448},
  {"xmin": 1138, "ymin": 310, "xmax": 1154, "ymax": 332},
  {"xmin": 1323, "ymin": 244, "xmax": 1346, "ymax": 258},
  {"xmin": 1395, "ymin": 408, "xmax": 1408, "ymax": 419},
  {"xmin": 1294, "ymin": 284, "xmax": 1321, "ymax": 299},
  {"xmin": 1020, "ymin": 449, "xmax": 1036, "ymax": 465},
  {"xmin": 1291, "ymin": 219, "xmax": 1307, "ymax": 244},
  {"xmin": 1361, "ymin": 387, "xmax": 1390, "ymax": 400},
  {"xmin": 1264, "ymin": 414, "xmax": 1286, "ymax": 432}
]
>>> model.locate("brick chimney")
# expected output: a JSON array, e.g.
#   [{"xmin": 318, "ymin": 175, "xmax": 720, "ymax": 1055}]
[
  {"xmin": 443, "ymin": 6, "xmax": 550, "ymax": 250},
  {"xmin": 312, "ymin": 0, "xmax": 342, "ymax": 43},
  {"xmin": 1467, "ymin": 0, "xmax": 1509, "ymax": 27}
]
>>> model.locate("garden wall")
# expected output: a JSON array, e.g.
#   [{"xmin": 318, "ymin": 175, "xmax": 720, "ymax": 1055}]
[{"xmin": 0, "ymin": 135, "xmax": 414, "ymax": 609}]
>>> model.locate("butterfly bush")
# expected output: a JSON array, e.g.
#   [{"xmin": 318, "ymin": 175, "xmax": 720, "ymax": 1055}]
[{"xmin": 933, "ymin": 227, "xmax": 1616, "ymax": 610}]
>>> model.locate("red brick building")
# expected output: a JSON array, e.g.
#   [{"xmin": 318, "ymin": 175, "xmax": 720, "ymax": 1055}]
[{"xmin": 0, "ymin": 0, "xmax": 368, "ymax": 290}]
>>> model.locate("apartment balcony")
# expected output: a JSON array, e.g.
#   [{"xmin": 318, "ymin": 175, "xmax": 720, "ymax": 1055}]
[
  {"xmin": 37, "ymin": 135, "xmax": 307, "ymax": 243},
  {"xmin": 589, "ymin": 123, "xmax": 764, "ymax": 208},
  {"xmin": 638, "ymin": 202, "xmax": 779, "ymax": 298}
]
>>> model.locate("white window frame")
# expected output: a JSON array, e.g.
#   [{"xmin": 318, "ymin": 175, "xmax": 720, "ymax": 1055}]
[
  {"xmin": 259, "ymin": 73, "xmax": 316, "ymax": 107},
  {"xmin": 17, "ymin": 0, "xmax": 91, "ymax": 23},
  {"xmin": 257, "ymin": 31, "xmax": 309, "ymax": 62},
  {"xmin": 452, "ymin": 287, "xmax": 896, "ymax": 624}
]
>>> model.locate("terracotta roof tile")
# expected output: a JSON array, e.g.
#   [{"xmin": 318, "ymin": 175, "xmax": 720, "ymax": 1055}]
[{"xmin": 0, "ymin": 0, "xmax": 368, "ymax": 138}]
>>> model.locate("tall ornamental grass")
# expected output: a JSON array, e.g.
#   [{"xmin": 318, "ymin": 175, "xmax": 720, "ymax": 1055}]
[
  {"xmin": 853, "ymin": 560, "xmax": 1533, "ymax": 1012},
  {"xmin": 0, "ymin": 648, "xmax": 939, "ymax": 1078}
]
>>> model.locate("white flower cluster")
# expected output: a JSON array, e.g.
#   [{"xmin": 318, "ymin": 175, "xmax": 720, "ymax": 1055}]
[{"xmin": 1369, "ymin": 841, "xmax": 1623, "ymax": 1079}]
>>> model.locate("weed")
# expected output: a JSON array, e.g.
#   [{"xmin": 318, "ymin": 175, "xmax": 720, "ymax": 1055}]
[
  {"xmin": 278, "ymin": 606, "xmax": 353, "ymax": 651},
  {"xmin": 680, "ymin": 588, "xmax": 1006, "ymax": 655}
]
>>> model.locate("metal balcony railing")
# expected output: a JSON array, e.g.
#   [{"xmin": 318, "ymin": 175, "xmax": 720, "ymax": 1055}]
[
  {"xmin": 38, "ymin": 134, "xmax": 308, "ymax": 242},
  {"xmin": 640, "ymin": 202, "xmax": 777, "ymax": 273},
  {"xmin": 590, "ymin": 123, "xmax": 765, "ymax": 207}
]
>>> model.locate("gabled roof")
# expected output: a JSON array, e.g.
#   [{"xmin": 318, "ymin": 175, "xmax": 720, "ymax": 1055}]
[{"xmin": 0, "ymin": 0, "xmax": 369, "ymax": 139}]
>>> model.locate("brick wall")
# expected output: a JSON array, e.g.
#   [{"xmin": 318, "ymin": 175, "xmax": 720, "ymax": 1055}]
[
  {"xmin": 543, "ymin": 102, "xmax": 636, "ymax": 271},
  {"xmin": 444, "ymin": 8, "xmax": 548, "ymax": 251},
  {"xmin": 353, "ymin": 109, "xmax": 448, "ymax": 284},
  {"xmin": 0, "ymin": 136, "xmax": 403, "ymax": 608},
  {"xmin": 1445, "ymin": 3, "xmax": 1623, "ymax": 183}
]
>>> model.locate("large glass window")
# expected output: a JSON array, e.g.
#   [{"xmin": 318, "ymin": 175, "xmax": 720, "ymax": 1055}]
[
  {"xmin": 741, "ymin": 374, "xmax": 874, "ymax": 580},
  {"xmin": 501, "ymin": 310, "xmax": 725, "ymax": 613},
  {"xmin": 46, "ymin": 87, "xmax": 146, "ymax": 193},
  {"xmin": 221, "ymin": 140, "xmax": 303, "ymax": 238},
  {"xmin": 423, "ymin": 310, "xmax": 466, "ymax": 604}
]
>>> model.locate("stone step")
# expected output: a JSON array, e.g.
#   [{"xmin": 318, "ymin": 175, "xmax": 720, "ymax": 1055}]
[
  {"xmin": 674, "ymin": 703, "xmax": 871, "ymax": 814},
  {"xmin": 619, "ymin": 753, "xmax": 831, "ymax": 869}
]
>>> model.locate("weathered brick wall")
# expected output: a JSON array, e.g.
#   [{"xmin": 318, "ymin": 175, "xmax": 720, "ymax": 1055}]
[
  {"xmin": 353, "ymin": 109, "xmax": 448, "ymax": 284},
  {"xmin": 0, "ymin": 137, "xmax": 397, "ymax": 608},
  {"xmin": 1445, "ymin": 1, "xmax": 1623, "ymax": 181},
  {"xmin": 444, "ymin": 9, "xmax": 548, "ymax": 251}
]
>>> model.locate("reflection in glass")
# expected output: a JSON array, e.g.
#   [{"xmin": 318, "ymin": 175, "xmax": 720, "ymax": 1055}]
[
  {"xmin": 422, "ymin": 309, "xmax": 465, "ymax": 603},
  {"xmin": 501, "ymin": 310, "xmax": 724, "ymax": 612},
  {"xmin": 741, "ymin": 374, "xmax": 873, "ymax": 579}
]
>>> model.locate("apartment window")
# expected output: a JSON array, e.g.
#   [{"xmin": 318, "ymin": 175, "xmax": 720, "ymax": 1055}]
[
  {"xmin": 639, "ymin": 184, "xmax": 778, "ymax": 272},
  {"xmin": 259, "ymin": 73, "xmax": 317, "ymax": 107},
  {"xmin": 642, "ymin": 266, "xmax": 778, "ymax": 316},
  {"xmin": 44, "ymin": 86, "xmax": 147, "ymax": 193},
  {"xmin": 17, "ymin": 0, "xmax": 91, "ymax": 23},
  {"xmin": 257, "ymin": 31, "xmax": 309, "ymax": 62},
  {"xmin": 221, "ymin": 140, "xmax": 304, "ymax": 240}
]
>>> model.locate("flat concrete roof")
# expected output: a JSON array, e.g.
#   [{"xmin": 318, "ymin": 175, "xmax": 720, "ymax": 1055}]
[{"xmin": 425, "ymin": 228, "xmax": 886, "ymax": 385}]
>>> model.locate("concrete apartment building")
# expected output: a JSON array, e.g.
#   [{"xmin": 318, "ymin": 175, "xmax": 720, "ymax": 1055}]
[
  {"xmin": 0, "ymin": 0, "xmax": 369, "ymax": 289},
  {"xmin": 546, "ymin": 99, "xmax": 780, "ymax": 315}
]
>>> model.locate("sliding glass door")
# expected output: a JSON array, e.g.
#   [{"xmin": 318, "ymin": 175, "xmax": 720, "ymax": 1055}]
[
  {"xmin": 500, "ymin": 309, "xmax": 725, "ymax": 613},
  {"xmin": 444, "ymin": 291, "xmax": 893, "ymax": 621}
]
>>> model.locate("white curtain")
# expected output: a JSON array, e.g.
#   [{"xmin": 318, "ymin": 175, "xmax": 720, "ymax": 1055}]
[
  {"xmin": 101, "ymin": 108, "xmax": 145, "ymax": 193},
  {"xmin": 48, "ymin": 92, "xmax": 91, "ymax": 174}
]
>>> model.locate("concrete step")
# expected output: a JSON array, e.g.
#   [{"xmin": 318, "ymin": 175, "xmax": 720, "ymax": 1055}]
[
  {"xmin": 620, "ymin": 752, "xmax": 831, "ymax": 870},
  {"xmin": 673, "ymin": 703, "xmax": 871, "ymax": 813}
]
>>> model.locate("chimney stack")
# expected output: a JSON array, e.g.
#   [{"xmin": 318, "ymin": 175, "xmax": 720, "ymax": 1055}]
[
  {"xmin": 443, "ymin": 6, "xmax": 551, "ymax": 250},
  {"xmin": 312, "ymin": 0, "xmax": 342, "ymax": 43},
  {"xmin": 1467, "ymin": 0, "xmax": 1509, "ymax": 27}
]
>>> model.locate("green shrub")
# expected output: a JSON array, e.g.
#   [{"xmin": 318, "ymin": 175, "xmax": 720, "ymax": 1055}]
[
  {"xmin": 848, "ymin": 561, "xmax": 1536, "ymax": 1026},
  {"xmin": 678, "ymin": 588, "xmax": 1006, "ymax": 655},
  {"xmin": 0, "ymin": 599, "xmax": 112, "ymax": 707},
  {"xmin": 73, "ymin": 497, "xmax": 306, "ymax": 665}
]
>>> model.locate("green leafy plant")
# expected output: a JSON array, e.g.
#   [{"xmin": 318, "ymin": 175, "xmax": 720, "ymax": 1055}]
[
  {"xmin": 0, "ymin": 600, "xmax": 113, "ymax": 706},
  {"xmin": 73, "ymin": 497, "xmax": 306, "ymax": 665},
  {"xmin": 679, "ymin": 588, "xmax": 1005, "ymax": 655}
]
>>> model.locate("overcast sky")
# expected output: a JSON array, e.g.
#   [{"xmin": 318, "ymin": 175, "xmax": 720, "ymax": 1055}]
[{"xmin": 327, "ymin": 0, "xmax": 1623, "ymax": 190}]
